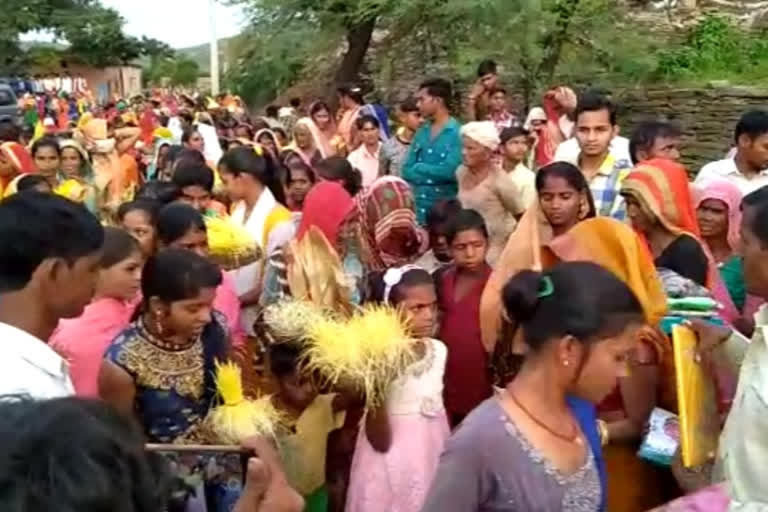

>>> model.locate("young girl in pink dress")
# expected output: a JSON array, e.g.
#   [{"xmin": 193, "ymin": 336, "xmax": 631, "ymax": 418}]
[
  {"xmin": 345, "ymin": 266, "xmax": 449, "ymax": 512},
  {"xmin": 50, "ymin": 227, "xmax": 143, "ymax": 397}
]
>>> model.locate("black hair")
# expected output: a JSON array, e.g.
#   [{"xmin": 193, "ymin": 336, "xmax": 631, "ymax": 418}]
[
  {"xmin": 172, "ymin": 148, "xmax": 206, "ymax": 168},
  {"xmin": 289, "ymin": 98, "xmax": 301, "ymax": 109},
  {"xmin": 269, "ymin": 342, "xmax": 302, "ymax": 378},
  {"xmin": 477, "ymin": 59, "xmax": 498, "ymax": 77},
  {"xmin": 315, "ymin": 156, "xmax": 362, "ymax": 196},
  {"xmin": 156, "ymin": 203, "xmax": 207, "ymax": 246},
  {"xmin": 0, "ymin": 397, "xmax": 171, "ymax": 512},
  {"xmin": 418, "ymin": 78, "xmax": 452, "ymax": 107},
  {"xmin": 16, "ymin": 174, "xmax": 51, "ymax": 192},
  {"xmin": 502, "ymin": 262, "xmax": 644, "ymax": 352},
  {"xmin": 535, "ymin": 161, "xmax": 597, "ymax": 218},
  {"xmin": 742, "ymin": 185, "xmax": 768, "ymax": 209},
  {"xmin": 117, "ymin": 199, "xmax": 161, "ymax": 224},
  {"xmin": 219, "ymin": 146, "xmax": 286, "ymax": 204},
  {"xmin": 337, "ymin": 84, "xmax": 364, "ymax": 105},
  {"xmin": 31, "ymin": 136, "xmax": 61, "ymax": 157},
  {"xmin": 273, "ymin": 127, "xmax": 288, "ymax": 141},
  {"xmin": 134, "ymin": 181, "xmax": 181, "ymax": 205},
  {"xmin": 369, "ymin": 268, "xmax": 435, "ymax": 306},
  {"xmin": 0, "ymin": 119, "xmax": 20, "ymax": 142},
  {"xmin": 310, "ymin": 102, "xmax": 331, "ymax": 117},
  {"xmin": 165, "ymin": 145, "xmax": 185, "ymax": 166},
  {"xmin": 748, "ymin": 200, "xmax": 768, "ymax": 248},
  {"xmin": 500, "ymin": 126, "xmax": 530, "ymax": 144},
  {"xmin": 399, "ymin": 97, "xmax": 419, "ymax": 113},
  {"xmin": 574, "ymin": 93, "xmax": 617, "ymax": 126},
  {"xmin": 425, "ymin": 198, "xmax": 463, "ymax": 233},
  {"xmin": 628, "ymin": 120, "xmax": 682, "ymax": 164},
  {"xmin": 285, "ymin": 159, "xmax": 316, "ymax": 186},
  {"xmin": 256, "ymin": 130, "xmax": 276, "ymax": 145},
  {"xmin": 734, "ymin": 109, "xmax": 768, "ymax": 144},
  {"xmin": 180, "ymin": 127, "xmax": 201, "ymax": 145},
  {"xmin": 141, "ymin": 248, "xmax": 221, "ymax": 306},
  {"xmin": 489, "ymin": 87, "xmax": 507, "ymax": 96},
  {"xmin": 445, "ymin": 208, "xmax": 489, "ymax": 244},
  {"xmin": 172, "ymin": 163, "xmax": 214, "ymax": 193},
  {"xmin": 100, "ymin": 227, "xmax": 141, "ymax": 268},
  {"xmin": 355, "ymin": 114, "xmax": 380, "ymax": 131},
  {"xmin": 0, "ymin": 193, "xmax": 104, "ymax": 293},
  {"xmin": 265, "ymin": 105, "xmax": 279, "ymax": 118}
]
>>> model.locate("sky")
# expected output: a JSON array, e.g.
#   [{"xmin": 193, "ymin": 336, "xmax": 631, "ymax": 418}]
[
  {"xmin": 20, "ymin": 0, "xmax": 247, "ymax": 49},
  {"xmin": 101, "ymin": 0, "xmax": 246, "ymax": 48}
]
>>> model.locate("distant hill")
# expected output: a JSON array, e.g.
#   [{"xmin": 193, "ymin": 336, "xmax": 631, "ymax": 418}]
[{"xmin": 176, "ymin": 36, "xmax": 238, "ymax": 74}]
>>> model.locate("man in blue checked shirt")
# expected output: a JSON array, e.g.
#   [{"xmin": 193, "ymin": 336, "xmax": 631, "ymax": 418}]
[
  {"xmin": 569, "ymin": 93, "xmax": 632, "ymax": 221},
  {"xmin": 402, "ymin": 78, "xmax": 463, "ymax": 225}
]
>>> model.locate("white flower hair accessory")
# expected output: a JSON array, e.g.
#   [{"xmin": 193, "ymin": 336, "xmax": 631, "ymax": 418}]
[{"xmin": 383, "ymin": 264, "xmax": 424, "ymax": 304}]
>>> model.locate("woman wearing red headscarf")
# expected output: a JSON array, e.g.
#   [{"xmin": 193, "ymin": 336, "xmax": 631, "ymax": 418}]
[{"xmin": 0, "ymin": 142, "xmax": 35, "ymax": 197}]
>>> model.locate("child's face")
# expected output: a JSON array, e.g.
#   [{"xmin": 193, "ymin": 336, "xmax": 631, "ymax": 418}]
[
  {"xmin": 430, "ymin": 229, "xmax": 452, "ymax": 263},
  {"xmin": 399, "ymin": 284, "xmax": 438, "ymax": 339},
  {"xmin": 450, "ymin": 229, "xmax": 488, "ymax": 270},
  {"xmin": 278, "ymin": 372, "xmax": 317, "ymax": 410},
  {"xmin": 504, "ymin": 135, "xmax": 529, "ymax": 163}
]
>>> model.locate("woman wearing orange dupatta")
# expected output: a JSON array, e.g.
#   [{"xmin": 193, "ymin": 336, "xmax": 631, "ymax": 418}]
[
  {"xmin": 479, "ymin": 162, "xmax": 595, "ymax": 384},
  {"xmin": 0, "ymin": 142, "xmax": 35, "ymax": 197},
  {"xmin": 546, "ymin": 217, "xmax": 679, "ymax": 512},
  {"xmin": 620, "ymin": 158, "xmax": 740, "ymax": 324}
]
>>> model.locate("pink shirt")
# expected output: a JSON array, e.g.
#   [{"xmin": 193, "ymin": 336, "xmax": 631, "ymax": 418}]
[
  {"xmin": 49, "ymin": 297, "xmax": 135, "ymax": 397},
  {"xmin": 216, "ymin": 270, "xmax": 246, "ymax": 349},
  {"xmin": 348, "ymin": 143, "xmax": 381, "ymax": 188}
]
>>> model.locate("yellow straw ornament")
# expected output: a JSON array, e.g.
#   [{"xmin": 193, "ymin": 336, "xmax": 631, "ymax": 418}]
[
  {"xmin": 206, "ymin": 361, "xmax": 282, "ymax": 444},
  {"xmin": 304, "ymin": 305, "xmax": 417, "ymax": 409}
]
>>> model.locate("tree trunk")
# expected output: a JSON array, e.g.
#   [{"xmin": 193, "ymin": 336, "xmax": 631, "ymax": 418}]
[
  {"xmin": 536, "ymin": 0, "xmax": 582, "ymax": 84},
  {"xmin": 331, "ymin": 15, "xmax": 377, "ymax": 95}
]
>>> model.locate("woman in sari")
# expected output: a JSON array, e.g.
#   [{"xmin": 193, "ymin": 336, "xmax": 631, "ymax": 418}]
[
  {"xmin": 0, "ymin": 142, "xmax": 35, "ymax": 197},
  {"xmin": 57, "ymin": 139, "xmax": 100, "ymax": 215},
  {"xmin": 620, "ymin": 158, "xmax": 739, "ymax": 323},
  {"xmin": 337, "ymin": 86, "xmax": 364, "ymax": 150},
  {"xmin": 696, "ymin": 180, "xmax": 762, "ymax": 330},
  {"xmin": 355, "ymin": 176, "xmax": 429, "ymax": 274},
  {"xmin": 479, "ymin": 161, "xmax": 596, "ymax": 365},
  {"xmin": 254, "ymin": 128, "xmax": 282, "ymax": 158},
  {"xmin": 260, "ymin": 180, "xmax": 362, "ymax": 308},
  {"xmin": 283, "ymin": 118, "xmax": 323, "ymax": 169},
  {"xmin": 219, "ymin": 146, "xmax": 293, "ymax": 335},
  {"xmin": 545, "ymin": 217, "xmax": 677, "ymax": 512},
  {"xmin": 309, "ymin": 101, "xmax": 344, "ymax": 157}
]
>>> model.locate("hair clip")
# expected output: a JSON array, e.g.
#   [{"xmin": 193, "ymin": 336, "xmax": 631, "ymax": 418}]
[
  {"xmin": 537, "ymin": 275, "xmax": 554, "ymax": 298},
  {"xmin": 383, "ymin": 264, "xmax": 423, "ymax": 304}
]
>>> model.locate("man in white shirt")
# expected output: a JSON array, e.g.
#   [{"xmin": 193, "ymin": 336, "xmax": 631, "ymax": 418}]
[
  {"xmin": 695, "ymin": 110, "xmax": 768, "ymax": 196},
  {"xmin": 0, "ymin": 193, "xmax": 104, "ymax": 399}
]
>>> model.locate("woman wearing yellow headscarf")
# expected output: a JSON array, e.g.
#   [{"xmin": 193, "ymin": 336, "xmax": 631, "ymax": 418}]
[{"xmin": 545, "ymin": 217, "xmax": 678, "ymax": 512}]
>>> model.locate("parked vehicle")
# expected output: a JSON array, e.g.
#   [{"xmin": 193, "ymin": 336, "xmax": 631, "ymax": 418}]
[{"xmin": 0, "ymin": 84, "xmax": 20, "ymax": 125}]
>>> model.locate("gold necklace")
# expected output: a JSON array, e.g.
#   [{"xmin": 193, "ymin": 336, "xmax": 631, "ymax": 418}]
[{"xmin": 507, "ymin": 389, "xmax": 582, "ymax": 444}]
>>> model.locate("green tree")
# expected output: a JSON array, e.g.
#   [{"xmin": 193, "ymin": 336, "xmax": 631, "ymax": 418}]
[{"xmin": 171, "ymin": 58, "xmax": 201, "ymax": 86}]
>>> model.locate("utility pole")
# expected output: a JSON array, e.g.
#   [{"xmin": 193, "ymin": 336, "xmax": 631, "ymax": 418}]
[{"xmin": 209, "ymin": 0, "xmax": 220, "ymax": 95}]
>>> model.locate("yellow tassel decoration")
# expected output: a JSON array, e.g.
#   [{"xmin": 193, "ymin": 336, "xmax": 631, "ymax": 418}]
[
  {"xmin": 206, "ymin": 360, "xmax": 283, "ymax": 444},
  {"xmin": 205, "ymin": 216, "xmax": 262, "ymax": 270},
  {"xmin": 261, "ymin": 299, "xmax": 328, "ymax": 344},
  {"xmin": 304, "ymin": 305, "xmax": 417, "ymax": 409}
]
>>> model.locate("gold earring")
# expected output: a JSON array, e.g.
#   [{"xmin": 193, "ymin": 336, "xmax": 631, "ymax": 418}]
[{"xmin": 154, "ymin": 313, "xmax": 164, "ymax": 336}]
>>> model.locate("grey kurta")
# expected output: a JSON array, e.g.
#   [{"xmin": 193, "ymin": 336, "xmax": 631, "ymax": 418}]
[{"xmin": 421, "ymin": 398, "xmax": 601, "ymax": 512}]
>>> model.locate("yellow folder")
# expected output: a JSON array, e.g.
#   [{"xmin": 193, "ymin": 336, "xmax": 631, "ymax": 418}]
[{"xmin": 671, "ymin": 324, "xmax": 720, "ymax": 467}]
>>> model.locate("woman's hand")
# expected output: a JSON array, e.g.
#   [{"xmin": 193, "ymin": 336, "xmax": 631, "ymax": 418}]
[{"xmin": 685, "ymin": 319, "xmax": 732, "ymax": 357}]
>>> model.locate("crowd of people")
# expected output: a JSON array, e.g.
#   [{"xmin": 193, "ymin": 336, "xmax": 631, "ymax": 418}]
[{"xmin": 1, "ymin": 56, "xmax": 768, "ymax": 512}]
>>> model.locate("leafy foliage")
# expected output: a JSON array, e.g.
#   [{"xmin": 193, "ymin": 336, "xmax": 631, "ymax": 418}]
[
  {"xmin": 1, "ymin": 0, "xmax": 172, "ymax": 73},
  {"xmin": 656, "ymin": 15, "xmax": 768, "ymax": 82}
]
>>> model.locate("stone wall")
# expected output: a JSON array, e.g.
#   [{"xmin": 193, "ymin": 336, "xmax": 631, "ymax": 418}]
[{"xmin": 616, "ymin": 85, "xmax": 768, "ymax": 172}]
